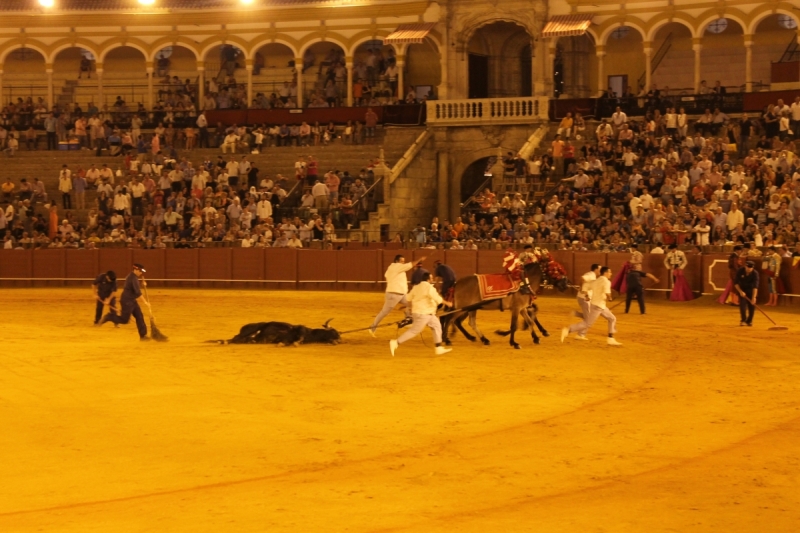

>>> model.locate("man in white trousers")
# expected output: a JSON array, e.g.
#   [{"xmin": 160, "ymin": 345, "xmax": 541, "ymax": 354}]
[
  {"xmin": 561, "ymin": 266, "xmax": 622, "ymax": 346},
  {"xmin": 573, "ymin": 263, "xmax": 601, "ymax": 327},
  {"xmin": 390, "ymin": 272, "xmax": 453, "ymax": 356},
  {"xmin": 369, "ymin": 254, "xmax": 425, "ymax": 336}
]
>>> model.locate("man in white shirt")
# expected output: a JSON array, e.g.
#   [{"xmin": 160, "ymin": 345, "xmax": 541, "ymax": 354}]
[
  {"xmin": 389, "ymin": 271, "xmax": 452, "ymax": 356},
  {"xmin": 129, "ymin": 177, "xmax": 146, "ymax": 216},
  {"xmin": 693, "ymin": 218, "xmax": 711, "ymax": 246},
  {"xmin": 611, "ymin": 107, "xmax": 627, "ymax": 130},
  {"xmin": 369, "ymin": 254, "xmax": 425, "ymax": 335},
  {"xmin": 221, "ymin": 132, "xmax": 239, "ymax": 154},
  {"xmin": 311, "ymin": 180, "xmax": 329, "ymax": 212},
  {"xmin": 562, "ymin": 266, "xmax": 622, "ymax": 346},
  {"xmin": 256, "ymin": 194, "xmax": 272, "ymax": 221},
  {"xmin": 726, "ymin": 203, "xmax": 744, "ymax": 232},
  {"xmin": 58, "ymin": 165, "xmax": 73, "ymax": 209},
  {"xmin": 574, "ymin": 263, "xmax": 600, "ymax": 325}
]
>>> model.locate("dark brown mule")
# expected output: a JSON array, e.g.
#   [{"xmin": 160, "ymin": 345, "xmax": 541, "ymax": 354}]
[{"xmin": 442, "ymin": 261, "xmax": 568, "ymax": 349}]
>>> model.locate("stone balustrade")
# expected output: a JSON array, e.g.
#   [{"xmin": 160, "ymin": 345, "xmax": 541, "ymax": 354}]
[{"xmin": 426, "ymin": 97, "xmax": 549, "ymax": 125}]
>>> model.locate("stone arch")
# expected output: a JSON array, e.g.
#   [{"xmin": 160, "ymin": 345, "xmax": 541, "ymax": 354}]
[
  {"xmin": 97, "ymin": 39, "xmax": 149, "ymax": 64},
  {"xmin": 248, "ymin": 37, "xmax": 299, "ymax": 60},
  {"xmin": 148, "ymin": 37, "xmax": 200, "ymax": 62},
  {"xmin": 467, "ymin": 21, "xmax": 534, "ymax": 98},
  {"xmin": 649, "ymin": 20, "xmax": 695, "ymax": 92},
  {"xmin": 0, "ymin": 41, "xmax": 49, "ymax": 65},
  {"xmin": 101, "ymin": 44, "xmax": 147, "ymax": 73},
  {"xmin": 598, "ymin": 18, "xmax": 647, "ymax": 45},
  {"xmin": 695, "ymin": 10, "xmax": 748, "ymax": 38},
  {"xmin": 459, "ymin": 156, "xmax": 495, "ymax": 203},
  {"xmin": 458, "ymin": 15, "xmax": 537, "ymax": 55},
  {"xmin": 348, "ymin": 31, "xmax": 394, "ymax": 57},
  {"xmin": 297, "ymin": 36, "xmax": 350, "ymax": 58},
  {"xmin": 747, "ymin": 6, "xmax": 800, "ymax": 35},
  {"xmin": 47, "ymin": 39, "xmax": 101, "ymax": 64},
  {"xmin": 452, "ymin": 146, "xmax": 518, "ymax": 202},
  {"xmin": 51, "ymin": 44, "xmax": 99, "ymax": 76},
  {"xmin": 697, "ymin": 15, "xmax": 746, "ymax": 90},
  {"xmin": 197, "ymin": 36, "xmax": 251, "ymax": 61},
  {"xmin": 645, "ymin": 15, "xmax": 696, "ymax": 42}
]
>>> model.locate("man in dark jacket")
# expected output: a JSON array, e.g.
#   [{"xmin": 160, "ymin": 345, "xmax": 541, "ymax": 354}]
[
  {"xmin": 92, "ymin": 270, "xmax": 117, "ymax": 325},
  {"xmin": 101, "ymin": 263, "xmax": 150, "ymax": 340},
  {"xmin": 734, "ymin": 261, "xmax": 759, "ymax": 326}
]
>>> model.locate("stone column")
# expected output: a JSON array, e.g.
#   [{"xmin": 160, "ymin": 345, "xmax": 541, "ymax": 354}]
[
  {"xmin": 692, "ymin": 38, "xmax": 702, "ymax": 94},
  {"xmin": 96, "ymin": 63, "xmax": 104, "ymax": 109},
  {"xmin": 246, "ymin": 60, "xmax": 253, "ymax": 108},
  {"xmin": 437, "ymin": 150, "xmax": 449, "ymax": 221},
  {"xmin": 0, "ymin": 71, "xmax": 4, "ymax": 107},
  {"xmin": 295, "ymin": 57, "xmax": 304, "ymax": 108},
  {"xmin": 596, "ymin": 45, "xmax": 606, "ymax": 97},
  {"xmin": 438, "ymin": 22, "xmax": 449, "ymax": 99},
  {"xmin": 197, "ymin": 61, "xmax": 205, "ymax": 108},
  {"xmin": 396, "ymin": 55, "xmax": 405, "ymax": 101},
  {"xmin": 345, "ymin": 57, "xmax": 354, "ymax": 107},
  {"xmin": 146, "ymin": 62, "xmax": 154, "ymax": 111},
  {"xmin": 45, "ymin": 64, "xmax": 54, "ymax": 110},
  {"xmin": 643, "ymin": 41, "xmax": 653, "ymax": 91},
  {"xmin": 744, "ymin": 34, "xmax": 753, "ymax": 92}
]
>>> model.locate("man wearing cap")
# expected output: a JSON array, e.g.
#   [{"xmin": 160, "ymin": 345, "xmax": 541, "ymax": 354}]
[
  {"xmin": 734, "ymin": 261, "xmax": 759, "ymax": 326},
  {"xmin": 92, "ymin": 270, "xmax": 118, "ymax": 325},
  {"xmin": 369, "ymin": 254, "xmax": 424, "ymax": 336},
  {"xmin": 101, "ymin": 263, "xmax": 150, "ymax": 340}
]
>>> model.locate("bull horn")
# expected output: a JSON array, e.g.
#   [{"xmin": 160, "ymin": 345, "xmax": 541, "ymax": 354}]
[{"xmin": 323, "ymin": 318, "xmax": 334, "ymax": 328}]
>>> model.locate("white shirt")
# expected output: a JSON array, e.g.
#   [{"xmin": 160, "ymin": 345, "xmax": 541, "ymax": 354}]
[
  {"xmin": 693, "ymin": 224, "xmax": 711, "ymax": 245},
  {"xmin": 256, "ymin": 200, "xmax": 272, "ymax": 219},
  {"xmin": 590, "ymin": 276, "xmax": 611, "ymax": 309},
  {"xmin": 384, "ymin": 262, "xmax": 413, "ymax": 294},
  {"xmin": 406, "ymin": 281, "xmax": 443, "ymax": 315},
  {"xmin": 579, "ymin": 271, "xmax": 596, "ymax": 298}
]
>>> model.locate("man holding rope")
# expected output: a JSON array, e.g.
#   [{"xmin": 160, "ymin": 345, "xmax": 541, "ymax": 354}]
[
  {"xmin": 369, "ymin": 254, "xmax": 425, "ymax": 336},
  {"xmin": 561, "ymin": 266, "xmax": 622, "ymax": 346},
  {"xmin": 389, "ymin": 272, "xmax": 453, "ymax": 356},
  {"xmin": 101, "ymin": 263, "xmax": 151, "ymax": 341}
]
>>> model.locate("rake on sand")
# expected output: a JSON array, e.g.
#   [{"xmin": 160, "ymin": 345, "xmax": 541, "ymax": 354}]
[
  {"xmin": 142, "ymin": 284, "xmax": 169, "ymax": 341},
  {"xmin": 747, "ymin": 297, "xmax": 789, "ymax": 331}
]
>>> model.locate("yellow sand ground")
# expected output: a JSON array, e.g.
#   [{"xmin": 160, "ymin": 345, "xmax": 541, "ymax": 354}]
[{"xmin": 1, "ymin": 289, "xmax": 799, "ymax": 533}]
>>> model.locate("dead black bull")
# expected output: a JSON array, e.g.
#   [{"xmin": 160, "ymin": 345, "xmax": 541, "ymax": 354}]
[{"xmin": 208, "ymin": 319, "xmax": 341, "ymax": 346}]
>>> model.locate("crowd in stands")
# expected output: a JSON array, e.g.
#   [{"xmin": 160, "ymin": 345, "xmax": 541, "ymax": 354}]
[
  {"xmin": 0, "ymin": 124, "xmax": 384, "ymax": 249},
  {"xmin": 457, "ymin": 97, "xmax": 800, "ymax": 253}
]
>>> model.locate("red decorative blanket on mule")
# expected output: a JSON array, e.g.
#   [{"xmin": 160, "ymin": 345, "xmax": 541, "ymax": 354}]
[{"xmin": 476, "ymin": 274, "xmax": 521, "ymax": 300}]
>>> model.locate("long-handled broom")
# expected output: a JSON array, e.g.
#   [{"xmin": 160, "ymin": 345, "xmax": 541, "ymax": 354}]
[
  {"xmin": 747, "ymin": 297, "xmax": 789, "ymax": 331},
  {"xmin": 142, "ymin": 283, "xmax": 169, "ymax": 341}
]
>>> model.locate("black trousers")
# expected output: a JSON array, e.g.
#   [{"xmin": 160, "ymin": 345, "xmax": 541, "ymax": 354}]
[
  {"xmin": 47, "ymin": 131, "xmax": 57, "ymax": 150},
  {"xmin": 132, "ymin": 197, "xmax": 143, "ymax": 216},
  {"xmin": 95, "ymin": 296, "xmax": 117, "ymax": 324},
  {"xmin": 625, "ymin": 286, "xmax": 645, "ymax": 314},
  {"xmin": 739, "ymin": 290, "xmax": 755, "ymax": 324},
  {"xmin": 106, "ymin": 301, "xmax": 147, "ymax": 337},
  {"xmin": 62, "ymin": 192, "xmax": 72, "ymax": 209},
  {"xmin": 199, "ymin": 127, "xmax": 209, "ymax": 148}
]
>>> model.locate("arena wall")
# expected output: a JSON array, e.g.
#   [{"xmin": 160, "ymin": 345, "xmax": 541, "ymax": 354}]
[{"xmin": 1, "ymin": 250, "xmax": 798, "ymax": 305}]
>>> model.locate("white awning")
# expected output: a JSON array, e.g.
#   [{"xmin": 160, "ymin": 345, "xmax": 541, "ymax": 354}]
[
  {"xmin": 384, "ymin": 23, "xmax": 437, "ymax": 45},
  {"xmin": 541, "ymin": 14, "xmax": 593, "ymax": 38}
]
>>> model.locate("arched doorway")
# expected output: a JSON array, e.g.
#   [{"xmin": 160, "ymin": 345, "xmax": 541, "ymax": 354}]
[
  {"xmin": 103, "ymin": 45, "xmax": 147, "ymax": 109},
  {"xmin": 251, "ymin": 42, "xmax": 297, "ymax": 105},
  {"xmin": 699, "ymin": 18, "xmax": 745, "ymax": 91},
  {"xmin": 461, "ymin": 157, "xmax": 494, "ymax": 203},
  {"xmin": 555, "ymin": 34, "xmax": 595, "ymax": 98},
  {"xmin": 352, "ymin": 39, "xmax": 397, "ymax": 103},
  {"xmin": 650, "ymin": 22, "xmax": 694, "ymax": 94},
  {"xmin": 2, "ymin": 46, "xmax": 47, "ymax": 112},
  {"xmin": 600, "ymin": 26, "xmax": 643, "ymax": 97},
  {"xmin": 467, "ymin": 22, "xmax": 533, "ymax": 99},
  {"xmin": 52, "ymin": 47, "xmax": 96, "ymax": 111},
  {"xmin": 753, "ymin": 14, "xmax": 799, "ymax": 90},
  {"xmin": 301, "ymin": 41, "xmax": 346, "ymax": 107},
  {"xmin": 404, "ymin": 38, "xmax": 442, "ymax": 101}
]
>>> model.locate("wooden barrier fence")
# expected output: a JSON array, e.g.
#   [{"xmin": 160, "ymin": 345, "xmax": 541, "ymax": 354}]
[{"xmin": 1, "ymin": 249, "xmax": 799, "ymax": 305}]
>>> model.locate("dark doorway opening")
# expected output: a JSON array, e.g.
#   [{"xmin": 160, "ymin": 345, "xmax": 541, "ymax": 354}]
[{"xmin": 468, "ymin": 54, "xmax": 489, "ymax": 98}]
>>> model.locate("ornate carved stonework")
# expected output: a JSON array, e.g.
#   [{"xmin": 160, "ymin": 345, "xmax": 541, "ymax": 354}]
[{"xmin": 481, "ymin": 126, "xmax": 506, "ymax": 147}]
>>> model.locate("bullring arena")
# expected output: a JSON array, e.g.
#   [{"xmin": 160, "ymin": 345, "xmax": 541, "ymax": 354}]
[
  {"xmin": 1, "ymin": 249, "xmax": 800, "ymax": 532},
  {"xmin": 3, "ymin": 0, "xmax": 800, "ymax": 530}
]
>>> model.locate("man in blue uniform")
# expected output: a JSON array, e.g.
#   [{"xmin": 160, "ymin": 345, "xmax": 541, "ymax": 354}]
[
  {"xmin": 409, "ymin": 260, "xmax": 430, "ymax": 288},
  {"xmin": 92, "ymin": 270, "xmax": 117, "ymax": 325},
  {"xmin": 101, "ymin": 263, "xmax": 150, "ymax": 340},
  {"xmin": 734, "ymin": 260, "xmax": 759, "ymax": 326}
]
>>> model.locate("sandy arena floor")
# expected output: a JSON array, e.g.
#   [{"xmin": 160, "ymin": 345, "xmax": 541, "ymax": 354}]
[{"xmin": 1, "ymin": 288, "xmax": 799, "ymax": 532}]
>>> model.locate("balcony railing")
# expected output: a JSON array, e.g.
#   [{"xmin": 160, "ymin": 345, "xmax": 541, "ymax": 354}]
[{"xmin": 427, "ymin": 97, "xmax": 549, "ymax": 125}]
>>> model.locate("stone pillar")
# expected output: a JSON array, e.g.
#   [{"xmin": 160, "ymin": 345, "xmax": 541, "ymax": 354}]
[
  {"xmin": 692, "ymin": 38, "xmax": 702, "ymax": 94},
  {"xmin": 438, "ymin": 23, "xmax": 449, "ymax": 99},
  {"xmin": 0, "ymin": 71, "xmax": 4, "ymax": 108},
  {"xmin": 744, "ymin": 34, "xmax": 753, "ymax": 92},
  {"xmin": 96, "ymin": 63, "xmax": 104, "ymax": 109},
  {"xmin": 643, "ymin": 41, "xmax": 653, "ymax": 91},
  {"xmin": 397, "ymin": 55, "xmax": 405, "ymax": 101},
  {"xmin": 596, "ymin": 45, "xmax": 606, "ymax": 97},
  {"xmin": 437, "ymin": 150, "xmax": 449, "ymax": 221},
  {"xmin": 146, "ymin": 62, "xmax": 154, "ymax": 111},
  {"xmin": 490, "ymin": 146, "xmax": 504, "ymax": 192},
  {"xmin": 295, "ymin": 57, "xmax": 304, "ymax": 108},
  {"xmin": 46, "ymin": 64, "xmax": 54, "ymax": 110},
  {"xmin": 345, "ymin": 56, "xmax": 354, "ymax": 106},
  {"xmin": 545, "ymin": 40, "xmax": 557, "ymax": 97},
  {"xmin": 197, "ymin": 61, "xmax": 205, "ymax": 108},
  {"xmin": 246, "ymin": 60, "xmax": 253, "ymax": 108}
]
